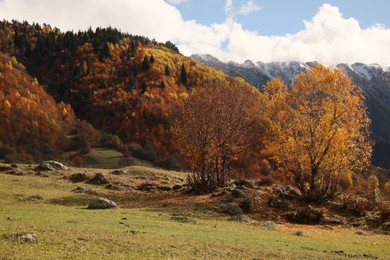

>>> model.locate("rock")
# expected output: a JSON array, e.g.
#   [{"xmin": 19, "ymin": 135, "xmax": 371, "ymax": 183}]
[
  {"xmin": 289, "ymin": 207, "xmax": 323, "ymax": 224},
  {"xmin": 35, "ymin": 161, "xmax": 67, "ymax": 171},
  {"xmin": 105, "ymin": 183, "xmax": 128, "ymax": 191},
  {"xmin": 221, "ymin": 203, "xmax": 243, "ymax": 215},
  {"xmin": 329, "ymin": 202, "xmax": 346, "ymax": 211},
  {"xmin": 27, "ymin": 194, "xmax": 44, "ymax": 201},
  {"xmin": 87, "ymin": 173, "xmax": 109, "ymax": 185},
  {"xmin": 325, "ymin": 216, "xmax": 342, "ymax": 225},
  {"xmin": 72, "ymin": 186, "xmax": 98, "ymax": 194},
  {"xmin": 258, "ymin": 221, "xmax": 277, "ymax": 230},
  {"xmin": 267, "ymin": 197, "xmax": 290, "ymax": 209},
  {"xmin": 381, "ymin": 222, "xmax": 390, "ymax": 231},
  {"xmin": 240, "ymin": 196, "xmax": 254, "ymax": 213},
  {"xmin": 110, "ymin": 169, "xmax": 128, "ymax": 175},
  {"xmin": 18, "ymin": 233, "xmax": 39, "ymax": 243},
  {"xmin": 5, "ymin": 170, "xmax": 26, "ymax": 176},
  {"xmin": 293, "ymin": 231, "xmax": 304, "ymax": 236},
  {"xmin": 234, "ymin": 180, "xmax": 256, "ymax": 189},
  {"xmin": 88, "ymin": 197, "xmax": 117, "ymax": 209},
  {"xmin": 0, "ymin": 165, "xmax": 13, "ymax": 171},
  {"xmin": 232, "ymin": 188, "xmax": 247, "ymax": 198},
  {"xmin": 137, "ymin": 183, "xmax": 157, "ymax": 191},
  {"xmin": 69, "ymin": 173, "xmax": 89, "ymax": 183},
  {"xmin": 229, "ymin": 215, "xmax": 254, "ymax": 222},
  {"xmin": 172, "ymin": 184, "xmax": 183, "ymax": 190},
  {"xmin": 158, "ymin": 186, "xmax": 172, "ymax": 191},
  {"xmin": 170, "ymin": 215, "xmax": 194, "ymax": 223}
]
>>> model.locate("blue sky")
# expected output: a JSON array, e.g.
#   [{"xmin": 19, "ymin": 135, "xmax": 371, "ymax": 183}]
[
  {"xmin": 1, "ymin": 0, "xmax": 390, "ymax": 66},
  {"xmin": 175, "ymin": 0, "xmax": 390, "ymax": 36}
]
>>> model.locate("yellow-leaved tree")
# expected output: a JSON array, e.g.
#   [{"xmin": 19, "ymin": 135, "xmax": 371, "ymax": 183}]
[{"xmin": 262, "ymin": 65, "xmax": 372, "ymax": 202}]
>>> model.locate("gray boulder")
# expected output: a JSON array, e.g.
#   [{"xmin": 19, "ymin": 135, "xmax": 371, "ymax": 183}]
[
  {"xmin": 382, "ymin": 222, "xmax": 390, "ymax": 231},
  {"xmin": 87, "ymin": 173, "xmax": 109, "ymax": 185},
  {"xmin": 234, "ymin": 180, "xmax": 256, "ymax": 189},
  {"xmin": 88, "ymin": 197, "xmax": 117, "ymax": 209},
  {"xmin": 69, "ymin": 173, "xmax": 89, "ymax": 182},
  {"xmin": 35, "ymin": 161, "xmax": 67, "ymax": 171},
  {"xmin": 221, "ymin": 203, "xmax": 243, "ymax": 215},
  {"xmin": 232, "ymin": 188, "xmax": 247, "ymax": 198},
  {"xmin": 72, "ymin": 186, "xmax": 98, "ymax": 194},
  {"xmin": 258, "ymin": 221, "xmax": 278, "ymax": 230},
  {"xmin": 18, "ymin": 233, "xmax": 39, "ymax": 243}
]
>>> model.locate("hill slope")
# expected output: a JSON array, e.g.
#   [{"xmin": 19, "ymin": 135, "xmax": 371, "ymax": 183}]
[{"xmin": 0, "ymin": 20, "xmax": 258, "ymax": 171}]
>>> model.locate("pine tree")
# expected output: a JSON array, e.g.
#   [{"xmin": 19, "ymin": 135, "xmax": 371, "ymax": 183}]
[
  {"xmin": 142, "ymin": 55, "xmax": 150, "ymax": 70},
  {"xmin": 180, "ymin": 63, "xmax": 187, "ymax": 86}
]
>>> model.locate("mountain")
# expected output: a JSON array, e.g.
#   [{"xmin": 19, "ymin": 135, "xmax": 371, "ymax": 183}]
[{"xmin": 192, "ymin": 54, "xmax": 390, "ymax": 169}]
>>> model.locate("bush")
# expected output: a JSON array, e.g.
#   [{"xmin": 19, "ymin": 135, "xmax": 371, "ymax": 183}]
[
  {"xmin": 339, "ymin": 194, "xmax": 375, "ymax": 216},
  {"xmin": 384, "ymin": 181, "xmax": 390, "ymax": 196},
  {"xmin": 367, "ymin": 174, "xmax": 380, "ymax": 203},
  {"xmin": 159, "ymin": 155, "xmax": 179, "ymax": 170},
  {"xmin": 4, "ymin": 153, "xmax": 34, "ymax": 164},
  {"xmin": 378, "ymin": 201, "xmax": 390, "ymax": 220},
  {"xmin": 0, "ymin": 144, "xmax": 16, "ymax": 159},
  {"xmin": 128, "ymin": 143, "xmax": 157, "ymax": 163},
  {"xmin": 255, "ymin": 177, "xmax": 274, "ymax": 187},
  {"xmin": 100, "ymin": 133, "xmax": 126, "ymax": 152}
]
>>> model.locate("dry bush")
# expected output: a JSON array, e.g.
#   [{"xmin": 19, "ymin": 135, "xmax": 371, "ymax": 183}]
[
  {"xmin": 339, "ymin": 194, "xmax": 376, "ymax": 216},
  {"xmin": 367, "ymin": 174, "xmax": 380, "ymax": 203},
  {"xmin": 378, "ymin": 201, "xmax": 390, "ymax": 220},
  {"xmin": 255, "ymin": 177, "xmax": 274, "ymax": 187}
]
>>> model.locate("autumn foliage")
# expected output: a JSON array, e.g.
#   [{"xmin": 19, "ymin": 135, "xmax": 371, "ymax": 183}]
[
  {"xmin": 173, "ymin": 80, "xmax": 265, "ymax": 193},
  {"xmin": 262, "ymin": 65, "xmax": 372, "ymax": 202}
]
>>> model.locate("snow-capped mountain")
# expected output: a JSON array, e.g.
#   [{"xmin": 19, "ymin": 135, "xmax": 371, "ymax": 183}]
[{"xmin": 192, "ymin": 54, "xmax": 390, "ymax": 169}]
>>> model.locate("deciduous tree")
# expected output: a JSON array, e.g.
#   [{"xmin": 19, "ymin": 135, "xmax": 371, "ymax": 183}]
[
  {"xmin": 174, "ymin": 80, "xmax": 265, "ymax": 193},
  {"xmin": 262, "ymin": 65, "xmax": 372, "ymax": 202}
]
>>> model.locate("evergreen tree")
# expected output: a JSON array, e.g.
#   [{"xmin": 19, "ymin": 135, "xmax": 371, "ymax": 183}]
[
  {"xmin": 165, "ymin": 64, "xmax": 171, "ymax": 76},
  {"xmin": 181, "ymin": 63, "xmax": 187, "ymax": 86},
  {"xmin": 142, "ymin": 55, "xmax": 150, "ymax": 70}
]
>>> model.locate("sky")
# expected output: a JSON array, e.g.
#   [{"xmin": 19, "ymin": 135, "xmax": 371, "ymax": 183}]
[{"xmin": 1, "ymin": 0, "xmax": 390, "ymax": 66}]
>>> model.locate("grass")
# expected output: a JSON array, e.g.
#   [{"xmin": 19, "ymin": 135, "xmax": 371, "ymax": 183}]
[
  {"xmin": 63, "ymin": 147, "xmax": 155, "ymax": 169},
  {"xmin": 1, "ymin": 169, "xmax": 389, "ymax": 259}
]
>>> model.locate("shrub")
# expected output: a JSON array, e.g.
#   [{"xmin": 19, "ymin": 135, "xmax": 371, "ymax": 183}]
[
  {"xmin": 384, "ymin": 181, "xmax": 390, "ymax": 196},
  {"xmin": 4, "ymin": 153, "xmax": 34, "ymax": 164},
  {"xmin": 0, "ymin": 144, "xmax": 16, "ymax": 159},
  {"xmin": 129, "ymin": 143, "xmax": 157, "ymax": 163},
  {"xmin": 255, "ymin": 177, "xmax": 274, "ymax": 187},
  {"xmin": 367, "ymin": 174, "xmax": 380, "ymax": 203},
  {"xmin": 339, "ymin": 194, "xmax": 375, "ymax": 216},
  {"xmin": 378, "ymin": 201, "xmax": 390, "ymax": 220}
]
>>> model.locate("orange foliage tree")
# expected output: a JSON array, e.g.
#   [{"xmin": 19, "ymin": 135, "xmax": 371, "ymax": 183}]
[
  {"xmin": 173, "ymin": 80, "xmax": 265, "ymax": 193},
  {"xmin": 262, "ymin": 65, "xmax": 373, "ymax": 202}
]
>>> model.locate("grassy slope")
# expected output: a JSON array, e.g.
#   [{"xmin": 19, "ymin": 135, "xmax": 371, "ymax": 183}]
[{"xmin": 0, "ymin": 167, "xmax": 389, "ymax": 259}]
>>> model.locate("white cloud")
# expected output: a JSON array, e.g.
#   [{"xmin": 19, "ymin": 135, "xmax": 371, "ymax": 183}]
[
  {"xmin": 238, "ymin": 0, "xmax": 263, "ymax": 16},
  {"xmin": 224, "ymin": 0, "xmax": 233, "ymax": 16},
  {"xmin": 167, "ymin": 0, "xmax": 188, "ymax": 5},
  {"xmin": 1, "ymin": 1, "xmax": 390, "ymax": 66}
]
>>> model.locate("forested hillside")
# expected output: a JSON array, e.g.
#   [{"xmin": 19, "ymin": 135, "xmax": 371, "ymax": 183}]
[{"xmin": 0, "ymin": 20, "xmax": 259, "ymax": 171}]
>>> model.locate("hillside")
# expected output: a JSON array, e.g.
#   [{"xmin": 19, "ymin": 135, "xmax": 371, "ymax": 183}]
[
  {"xmin": 0, "ymin": 52, "xmax": 74, "ymax": 160},
  {"xmin": 192, "ymin": 54, "xmax": 390, "ymax": 169},
  {"xmin": 0, "ymin": 20, "xmax": 262, "ymax": 173}
]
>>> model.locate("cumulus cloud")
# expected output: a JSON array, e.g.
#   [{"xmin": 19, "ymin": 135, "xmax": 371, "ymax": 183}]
[
  {"xmin": 225, "ymin": 0, "xmax": 263, "ymax": 18},
  {"xmin": 1, "ymin": 1, "xmax": 390, "ymax": 66},
  {"xmin": 167, "ymin": 0, "xmax": 188, "ymax": 5},
  {"xmin": 238, "ymin": 0, "xmax": 263, "ymax": 16}
]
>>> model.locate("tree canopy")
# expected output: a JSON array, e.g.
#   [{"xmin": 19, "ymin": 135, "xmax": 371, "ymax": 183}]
[{"xmin": 262, "ymin": 65, "xmax": 372, "ymax": 202}]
